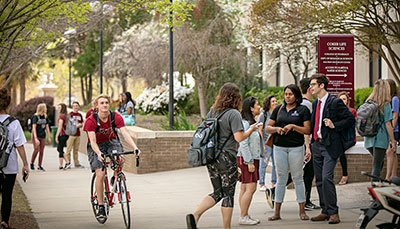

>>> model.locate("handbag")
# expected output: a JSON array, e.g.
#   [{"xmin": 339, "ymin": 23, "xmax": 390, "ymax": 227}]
[
  {"xmin": 121, "ymin": 113, "xmax": 135, "ymax": 126},
  {"xmin": 265, "ymin": 105, "xmax": 283, "ymax": 148}
]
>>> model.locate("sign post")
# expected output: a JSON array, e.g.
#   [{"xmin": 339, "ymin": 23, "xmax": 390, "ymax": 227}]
[{"xmin": 318, "ymin": 34, "xmax": 355, "ymax": 107}]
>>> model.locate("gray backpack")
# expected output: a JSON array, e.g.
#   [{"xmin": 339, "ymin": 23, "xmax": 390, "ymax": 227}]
[
  {"xmin": 0, "ymin": 116, "xmax": 16, "ymax": 170},
  {"xmin": 187, "ymin": 109, "xmax": 231, "ymax": 167},
  {"xmin": 356, "ymin": 100, "xmax": 380, "ymax": 137},
  {"xmin": 64, "ymin": 116, "xmax": 77, "ymax": 136}
]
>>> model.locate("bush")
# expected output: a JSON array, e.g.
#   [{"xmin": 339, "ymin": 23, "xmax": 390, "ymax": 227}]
[
  {"xmin": 245, "ymin": 86, "xmax": 285, "ymax": 105},
  {"xmin": 354, "ymin": 87, "xmax": 373, "ymax": 110},
  {"xmin": 10, "ymin": 96, "xmax": 55, "ymax": 131}
]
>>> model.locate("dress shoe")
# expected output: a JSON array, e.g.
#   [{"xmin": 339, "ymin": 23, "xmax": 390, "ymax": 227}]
[
  {"xmin": 310, "ymin": 213, "xmax": 329, "ymax": 221},
  {"xmin": 328, "ymin": 214, "xmax": 340, "ymax": 224}
]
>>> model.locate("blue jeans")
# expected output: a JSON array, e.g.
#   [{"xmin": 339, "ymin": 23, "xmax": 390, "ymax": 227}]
[
  {"xmin": 259, "ymin": 146, "xmax": 277, "ymax": 185},
  {"xmin": 273, "ymin": 145, "xmax": 306, "ymax": 203}
]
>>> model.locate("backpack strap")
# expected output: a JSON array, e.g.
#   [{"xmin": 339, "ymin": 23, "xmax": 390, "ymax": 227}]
[
  {"xmin": 94, "ymin": 111, "xmax": 119, "ymax": 136},
  {"xmin": 1, "ymin": 116, "xmax": 16, "ymax": 127}
]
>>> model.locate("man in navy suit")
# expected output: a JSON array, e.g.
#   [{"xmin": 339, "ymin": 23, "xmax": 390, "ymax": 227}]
[{"xmin": 309, "ymin": 73, "xmax": 355, "ymax": 224}]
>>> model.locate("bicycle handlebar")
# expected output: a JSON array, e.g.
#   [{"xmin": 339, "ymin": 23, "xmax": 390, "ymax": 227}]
[{"xmin": 101, "ymin": 149, "xmax": 140, "ymax": 171}]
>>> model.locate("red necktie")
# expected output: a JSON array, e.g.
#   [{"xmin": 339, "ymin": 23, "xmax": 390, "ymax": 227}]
[{"xmin": 313, "ymin": 100, "xmax": 322, "ymax": 141}]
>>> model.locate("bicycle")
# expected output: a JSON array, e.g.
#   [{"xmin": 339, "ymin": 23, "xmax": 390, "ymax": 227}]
[{"xmin": 90, "ymin": 149, "xmax": 139, "ymax": 228}]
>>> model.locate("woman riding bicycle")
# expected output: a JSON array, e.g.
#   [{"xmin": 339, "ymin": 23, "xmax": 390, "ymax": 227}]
[{"xmin": 83, "ymin": 94, "xmax": 140, "ymax": 220}]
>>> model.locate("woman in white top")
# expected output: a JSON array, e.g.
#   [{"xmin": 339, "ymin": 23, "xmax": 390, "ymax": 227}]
[{"xmin": 0, "ymin": 88, "xmax": 29, "ymax": 229}]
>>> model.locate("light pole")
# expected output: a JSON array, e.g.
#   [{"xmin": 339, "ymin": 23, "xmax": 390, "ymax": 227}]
[
  {"xmin": 64, "ymin": 28, "xmax": 76, "ymax": 108},
  {"xmin": 99, "ymin": 0, "xmax": 103, "ymax": 94},
  {"xmin": 169, "ymin": 0, "xmax": 174, "ymax": 130}
]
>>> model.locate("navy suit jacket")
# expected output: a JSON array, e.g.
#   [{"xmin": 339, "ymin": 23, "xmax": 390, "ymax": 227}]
[{"xmin": 310, "ymin": 94, "xmax": 356, "ymax": 160}]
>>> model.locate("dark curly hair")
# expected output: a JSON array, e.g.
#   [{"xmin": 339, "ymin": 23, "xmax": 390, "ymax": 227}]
[
  {"xmin": 0, "ymin": 88, "xmax": 11, "ymax": 112},
  {"xmin": 262, "ymin": 95, "xmax": 275, "ymax": 112},
  {"xmin": 212, "ymin": 83, "xmax": 242, "ymax": 113}
]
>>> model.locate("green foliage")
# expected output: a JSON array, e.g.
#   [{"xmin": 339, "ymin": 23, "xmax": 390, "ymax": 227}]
[
  {"xmin": 354, "ymin": 87, "xmax": 373, "ymax": 110},
  {"xmin": 245, "ymin": 86, "xmax": 285, "ymax": 105},
  {"xmin": 161, "ymin": 110, "xmax": 197, "ymax": 130},
  {"xmin": 24, "ymin": 131, "xmax": 32, "ymax": 142}
]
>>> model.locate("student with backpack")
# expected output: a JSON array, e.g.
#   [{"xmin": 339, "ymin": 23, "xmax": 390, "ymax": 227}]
[
  {"xmin": 337, "ymin": 91, "xmax": 357, "ymax": 185},
  {"xmin": 0, "ymin": 88, "xmax": 30, "ymax": 229},
  {"xmin": 65, "ymin": 101, "xmax": 84, "ymax": 168},
  {"xmin": 237, "ymin": 96, "xmax": 263, "ymax": 225},
  {"xmin": 30, "ymin": 103, "xmax": 51, "ymax": 171},
  {"xmin": 55, "ymin": 103, "xmax": 72, "ymax": 170},
  {"xmin": 362, "ymin": 79, "xmax": 396, "ymax": 182},
  {"xmin": 386, "ymin": 79, "xmax": 399, "ymax": 181},
  {"xmin": 186, "ymin": 83, "xmax": 258, "ymax": 229}
]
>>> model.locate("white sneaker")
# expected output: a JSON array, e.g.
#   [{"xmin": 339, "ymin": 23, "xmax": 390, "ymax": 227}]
[
  {"xmin": 259, "ymin": 186, "xmax": 267, "ymax": 191},
  {"xmin": 239, "ymin": 215, "xmax": 258, "ymax": 225},
  {"xmin": 248, "ymin": 215, "xmax": 260, "ymax": 224}
]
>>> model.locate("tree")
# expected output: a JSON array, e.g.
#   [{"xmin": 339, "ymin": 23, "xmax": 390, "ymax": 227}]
[
  {"xmin": 249, "ymin": 0, "xmax": 319, "ymax": 84},
  {"xmin": 250, "ymin": 0, "xmax": 400, "ymax": 84},
  {"xmin": 174, "ymin": 0, "xmax": 247, "ymax": 117},
  {"xmin": 0, "ymin": 0, "xmax": 192, "ymax": 89}
]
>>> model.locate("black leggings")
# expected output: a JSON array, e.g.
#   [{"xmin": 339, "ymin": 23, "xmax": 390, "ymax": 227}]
[
  {"xmin": 0, "ymin": 174, "xmax": 16, "ymax": 224},
  {"xmin": 57, "ymin": 135, "xmax": 69, "ymax": 158},
  {"xmin": 206, "ymin": 151, "xmax": 238, "ymax": 208}
]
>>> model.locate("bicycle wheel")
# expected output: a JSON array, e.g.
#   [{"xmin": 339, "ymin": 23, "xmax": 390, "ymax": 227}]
[
  {"xmin": 90, "ymin": 173, "xmax": 109, "ymax": 224},
  {"xmin": 118, "ymin": 174, "xmax": 131, "ymax": 228}
]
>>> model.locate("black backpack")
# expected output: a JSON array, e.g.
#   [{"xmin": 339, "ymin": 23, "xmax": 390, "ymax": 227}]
[
  {"xmin": 187, "ymin": 109, "xmax": 232, "ymax": 167},
  {"xmin": 0, "ymin": 116, "xmax": 16, "ymax": 171},
  {"xmin": 326, "ymin": 96, "xmax": 356, "ymax": 151}
]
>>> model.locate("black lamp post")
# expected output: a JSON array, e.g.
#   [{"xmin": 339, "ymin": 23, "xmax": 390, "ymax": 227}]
[
  {"xmin": 169, "ymin": 0, "xmax": 174, "ymax": 130},
  {"xmin": 64, "ymin": 28, "xmax": 76, "ymax": 108},
  {"xmin": 99, "ymin": 0, "xmax": 104, "ymax": 94}
]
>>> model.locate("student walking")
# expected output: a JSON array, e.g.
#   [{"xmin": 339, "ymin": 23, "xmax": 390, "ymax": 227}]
[
  {"xmin": 309, "ymin": 73, "xmax": 355, "ymax": 224},
  {"xmin": 237, "ymin": 96, "xmax": 263, "ymax": 225},
  {"xmin": 265, "ymin": 84, "xmax": 311, "ymax": 221},
  {"xmin": 55, "ymin": 103, "xmax": 72, "ymax": 170},
  {"xmin": 363, "ymin": 79, "xmax": 396, "ymax": 182},
  {"xmin": 386, "ymin": 79, "xmax": 399, "ymax": 181},
  {"xmin": 65, "ymin": 101, "xmax": 84, "ymax": 168},
  {"xmin": 337, "ymin": 91, "xmax": 357, "ymax": 185},
  {"xmin": 30, "ymin": 103, "xmax": 51, "ymax": 171},
  {"xmin": 0, "ymin": 88, "xmax": 30, "ymax": 229},
  {"xmin": 186, "ymin": 83, "xmax": 258, "ymax": 229}
]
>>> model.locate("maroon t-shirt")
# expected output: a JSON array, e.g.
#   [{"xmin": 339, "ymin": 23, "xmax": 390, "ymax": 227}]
[
  {"xmin": 83, "ymin": 112, "xmax": 125, "ymax": 144},
  {"xmin": 69, "ymin": 112, "xmax": 83, "ymax": 136},
  {"xmin": 59, "ymin": 114, "xmax": 67, "ymax": 136},
  {"xmin": 86, "ymin": 108, "xmax": 95, "ymax": 119}
]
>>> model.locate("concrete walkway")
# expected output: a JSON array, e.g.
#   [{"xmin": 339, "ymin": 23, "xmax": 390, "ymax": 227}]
[{"xmin": 17, "ymin": 143, "xmax": 393, "ymax": 229}]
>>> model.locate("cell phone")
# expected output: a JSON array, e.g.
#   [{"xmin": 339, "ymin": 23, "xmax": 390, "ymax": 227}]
[
  {"xmin": 256, "ymin": 123, "xmax": 263, "ymax": 127},
  {"xmin": 23, "ymin": 171, "xmax": 28, "ymax": 182}
]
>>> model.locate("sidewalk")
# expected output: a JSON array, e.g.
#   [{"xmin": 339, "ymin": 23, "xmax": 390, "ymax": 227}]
[{"xmin": 18, "ymin": 143, "xmax": 393, "ymax": 229}]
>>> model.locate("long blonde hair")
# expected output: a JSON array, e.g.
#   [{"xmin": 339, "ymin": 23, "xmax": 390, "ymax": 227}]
[
  {"xmin": 367, "ymin": 79, "xmax": 392, "ymax": 114},
  {"xmin": 35, "ymin": 103, "xmax": 47, "ymax": 117}
]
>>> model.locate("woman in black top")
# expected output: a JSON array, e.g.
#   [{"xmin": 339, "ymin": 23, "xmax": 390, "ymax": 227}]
[{"xmin": 265, "ymin": 84, "xmax": 311, "ymax": 221}]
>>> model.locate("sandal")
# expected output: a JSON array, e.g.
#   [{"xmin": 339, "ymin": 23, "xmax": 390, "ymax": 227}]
[
  {"xmin": 268, "ymin": 215, "xmax": 281, "ymax": 221},
  {"xmin": 300, "ymin": 213, "xmax": 309, "ymax": 220},
  {"xmin": 338, "ymin": 176, "xmax": 348, "ymax": 185}
]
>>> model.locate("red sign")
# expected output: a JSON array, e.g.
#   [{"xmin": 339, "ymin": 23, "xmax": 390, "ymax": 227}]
[{"xmin": 318, "ymin": 34, "xmax": 355, "ymax": 107}]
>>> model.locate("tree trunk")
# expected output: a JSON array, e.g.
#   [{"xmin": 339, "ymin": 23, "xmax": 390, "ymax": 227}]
[
  {"xmin": 11, "ymin": 83, "xmax": 17, "ymax": 109},
  {"xmin": 121, "ymin": 74, "xmax": 127, "ymax": 93},
  {"xmin": 88, "ymin": 73, "xmax": 93, "ymax": 103},
  {"xmin": 80, "ymin": 76, "xmax": 87, "ymax": 105},
  {"xmin": 197, "ymin": 79, "xmax": 208, "ymax": 118},
  {"xmin": 19, "ymin": 71, "xmax": 25, "ymax": 103}
]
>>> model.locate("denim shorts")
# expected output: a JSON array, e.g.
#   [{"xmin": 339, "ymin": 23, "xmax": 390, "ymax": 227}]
[{"xmin": 87, "ymin": 138, "xmax": 123, "ymax": 172}]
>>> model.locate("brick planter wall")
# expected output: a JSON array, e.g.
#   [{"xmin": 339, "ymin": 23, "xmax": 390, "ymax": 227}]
[{"xmin": 78, "ymin": 126, "xmax": 194, "ymax": 174}]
